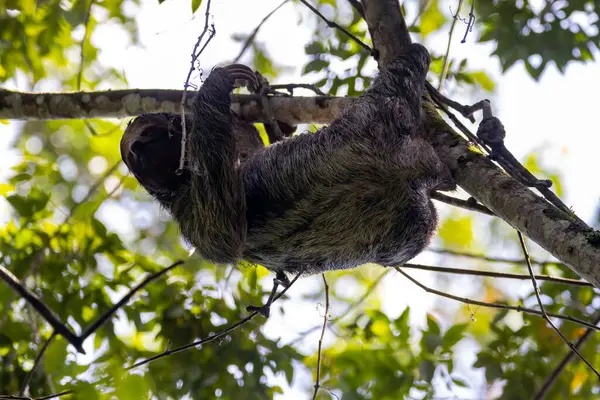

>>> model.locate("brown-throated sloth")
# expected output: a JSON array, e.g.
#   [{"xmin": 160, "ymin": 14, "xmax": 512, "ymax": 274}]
[{"xmin": 121, "ymin": 43, "xmax": 455, "ymax": 309}]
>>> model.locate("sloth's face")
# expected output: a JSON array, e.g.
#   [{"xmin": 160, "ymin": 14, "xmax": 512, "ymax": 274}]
[{"xmin": 121, "ymin": 113, "xmax": 186, "ymax": 194}]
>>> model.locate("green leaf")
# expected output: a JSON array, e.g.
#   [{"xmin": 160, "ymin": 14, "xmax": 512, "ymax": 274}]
[
  {"xmin": 303, "ymin": 59, "xmax": 329, "ymax": 74},
  {"xmin": 192, "ymin": 0, "xmax": 203, "ymax": 13},
  {"xmin": 438, "ymin": 214, "xmax": 474, "ymax": 249},
  {"xmin": 426, "ymin": 313, "xmax": 441, "ymax": 335},
  {"xmin": 305, "ymin": 41, "xmax": 327, "ymax": 55},
  {"xmin": 419, "ymin": 359, "xmax": 435, "ymax": 381},
  {"xmin": 394, "ymin": 307, "xmax": 411, "ymax": 341},
  {"xmin": 452, "ymin": 377, "xmax": 469, "ymax": 388},
  {"xmin": 6, "ymin": 189, "xmax": 50, "ymax": 218},
  {"xmin": 44, "ymin": 337, "xmax": 68, "ymax": 372},
  {"xmin": 0, "ymin": 183, "xmax": 14, "ymax": 196},
  {"xmin": 470, "ymin": 71, "xmax": 496, "ymax": 92},
  {"xmin": 442, "ymin": 323, "xmax": 468, "ymax": 350},
  {"xmin": 420, "ymin": 0, "xmax": 446, "ymax": 38},
  {"xmin": 115, "ymin": 374, "xmax": 150, "ymax": 400}
]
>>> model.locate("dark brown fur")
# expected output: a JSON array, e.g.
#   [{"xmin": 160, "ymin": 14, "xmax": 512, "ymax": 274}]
[{"xmin": 121, "ymin": 43, "xmax": 456, "ymax": 276}]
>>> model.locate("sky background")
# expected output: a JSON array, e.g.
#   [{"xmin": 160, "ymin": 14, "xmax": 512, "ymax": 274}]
[{"xmin": 1, "ymin": 0, "xmax": 599, "ymax": 398}]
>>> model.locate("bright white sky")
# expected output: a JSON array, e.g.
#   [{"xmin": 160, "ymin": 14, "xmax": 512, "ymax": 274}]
[{"xmin": 1, "ymin": 0, "xmax": 599, "ymax": 398}]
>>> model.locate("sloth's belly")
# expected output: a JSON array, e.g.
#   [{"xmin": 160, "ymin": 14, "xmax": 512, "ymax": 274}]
[{"xmin": 243, "ymin": 188, "xmax": 437, "ymax": 275}]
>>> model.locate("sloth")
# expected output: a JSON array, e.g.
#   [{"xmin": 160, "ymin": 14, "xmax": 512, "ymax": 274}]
[{"xmin": 121, "ymin": 43, "xmax": 456, "ymax": 315}]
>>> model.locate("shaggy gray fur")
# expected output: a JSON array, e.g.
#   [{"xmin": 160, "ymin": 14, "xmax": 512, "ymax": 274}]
[{"xmin": 122, "ymin": 43, "xmax": 455, "ymax": 276}]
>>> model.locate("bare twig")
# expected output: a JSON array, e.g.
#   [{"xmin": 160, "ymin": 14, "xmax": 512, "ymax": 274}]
[
  {"xmin": 312, "ymin": 275, "xmax": 330, "ymax": 399},
  {"xmin": 36, "ymin": 390, "xmax": 74, "ymax": 400},
  {"xmin": 402, "ymin": 263, "xmax": 592, "ymax": 288},
  {"xmin": 426, "ymin": 248, "xmax": 567, "ymax": 269},
  {"xmin": 298, "ymin": 0, "xmax": 371, "ymax": 52},
  {"xmin": 535, "ymin": 313, "xmax": 600, "ymax": 399},
  {"xmin": 67, "ymin": 161, "xmax": 120, "ymax": 219},
  {"xmin": 0, "ymin": 390, "xmax": 77, "ymax": 400},
  {"xmin": 232, "ymin": 0, "xmax": 290, "ymax": 63},
  {"xmin": 179, "ymin": 0, "xmax": 216, "ymax": 172},
  {"xmin": 80, "ymin": 261, "xmax": 184, "ymax": 340},
  {"xmin": 431, "ymin": 191, "xmax": 494, "ymax": 216},
  {"xmin": 408, "ymin": 0, "xmax": 432, "ymax": 29},
  {"xmin": 439, "ymin": 0, "xmax": 464, "ymax": 92},
  {"xmin": 19, "ymin": 332, "xmax": 57, "ymax": 396},
  {"xmin": 346, "ymin": 0, "xmax": 365, "ymax": 19},
  {"xmin": 393, "ymin": 267, "xmax": 600, "ymax": 332},
  {"xmin": 0, "ymin": 259, "xmax": 183, "ymax": 357},
  {"xmin": 76, "ymin": 0, "xmax": 94, "ymax": 91},
  {"xmin": 288, "ymin": 269, "xmax": 390, "ymax": 345},
  {"xmin": 0, "ymin": 265, "xmax": 84, "ymax": 352},
  {"xmin": 126, "ymin": 270, "xmax": 302, "ymax": 371},
  {"xmin": 517, "ymin": 232, "xmax": 600, "ymax": 379}
]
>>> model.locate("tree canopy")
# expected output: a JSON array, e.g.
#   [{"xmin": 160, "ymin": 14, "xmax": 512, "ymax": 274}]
[{"xmin": 1, "ymin": 0, "xmax": 600, "ymax": 399}]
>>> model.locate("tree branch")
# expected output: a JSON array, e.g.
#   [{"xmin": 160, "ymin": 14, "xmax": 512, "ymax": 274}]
[
  {"xmin": 535, "ymin": 313, "xmax": 600, "ymax": 399},
  {"xmin": 0, "ymin": 88, "xmax": 352, "ymax": 125},
  {"xmin": 360, "ymin": 0, "xmax": 600, "ymax": 289},
  {"xmin": 394, "ymin": 267, "xmax": 600, "ymax": 332},
  {"xmin": 401, "ymin": 263, "xmax": 593, "ymax": 288}
]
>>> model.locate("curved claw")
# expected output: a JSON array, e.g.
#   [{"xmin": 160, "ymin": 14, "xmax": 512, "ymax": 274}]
[{"xmin": 220, "ymin": 64, "xmax": 260, "ymax": 91}]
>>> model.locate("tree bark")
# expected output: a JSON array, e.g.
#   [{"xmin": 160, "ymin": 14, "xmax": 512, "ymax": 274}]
[
  {"xmin": 0, "ymin": 88, "xmax": 353, "ymax": 126},
  {"xmin": 360, "ymin": 0, "xmax": 600, "ymax": 288}
]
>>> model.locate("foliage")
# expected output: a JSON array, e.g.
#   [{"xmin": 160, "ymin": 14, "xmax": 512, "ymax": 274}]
[
  {"xmin": 476, "ymin": 0, "xmax": 600, "ymax": 79},
  {"xmin": 0, "ymin": 0, "xmax": 599, "ymax": 399}
]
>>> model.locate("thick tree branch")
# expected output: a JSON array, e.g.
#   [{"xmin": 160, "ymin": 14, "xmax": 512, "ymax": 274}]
[
  {"xmin": 361, "ymin": 0, "xmax": 410, "ymax": 66},
  {"xmin": 360, "ymin": 0, "xmax": 600, "ymax": 289},
  {"xmin": 0, "ymin": 88, "xmax": 352, "ymax": 126}
]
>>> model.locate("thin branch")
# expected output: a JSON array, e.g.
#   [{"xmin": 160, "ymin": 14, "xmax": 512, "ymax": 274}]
[
  {"xmin": 0, "ymin": 259, "xmax": 183, "ymax": 357},
  {"xmin": 179, "ymin": 0, "xmax": 215, "ymax": 172},
  {"xmin": 439, "ymin": 0, "xmax": 464, "ymax": 92},
  {"xmin": 67, "ymin": 161, "xmax": 120, "ymax": 219},
  {"xmin": 431, "ymin": 191, "xmax": 494, "ymax": 216},
  {"xmin": 535, "ymin": 313, "xmax": 600, "ymax": 399},
  {"xmin": 408, "ymin": 0, "xmax": 432, "ymax": 29},
  {"xmin": 36, "ymin": 391, "xmax": 74, "ymax": 400},
  {"xmin": 298, "ymin": 0, "xmax": 371, "ymax": 52},
  {"xmin": 0, "ymin": 391, "xmax": 75, "ymax": 400},
  {"xmin": 393, "ymin": 267, "xmax": 600, "ymax": 332},
  {"xmin": 517, "ymin": 232, "xmax": 600, "ymax": 379},
  {"xmin": 19, "ymin": 332, "xmax": 57, "ymax": 396},
  {"xmin": 426, "ymin": 248, "xmax": 567, "ymax": 269},
  {"xmin": 346, "ymin": 0, "xmax": 365, "ymax": 19},
  {"xmin": 312, "ymin": 275, "xmax": 330, "ymax": 400},
  {"xmin": 76, "ymin": 0, "xmax": 94, "ymax": 91},
  {"xmin": 232, "ymin": 0, "xmax": 289, "ymax": 63},
  {"xmin": 402, "ymin": 263, "xmax": 593, "ymax": 288},
  {"xmin": 80, "ymin": 261, "xmax": 184, "ymax": 340},
  {"xmin": 288, "ymin": 269, "xmax": 390, "ymax": 345},
  {"xmin": 126, "ymin": 270, "xmax": 303, "ymax": 371},
  {"xmin": 0, "ymin": 265, "xmax": 84, "ymax": 352}
]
